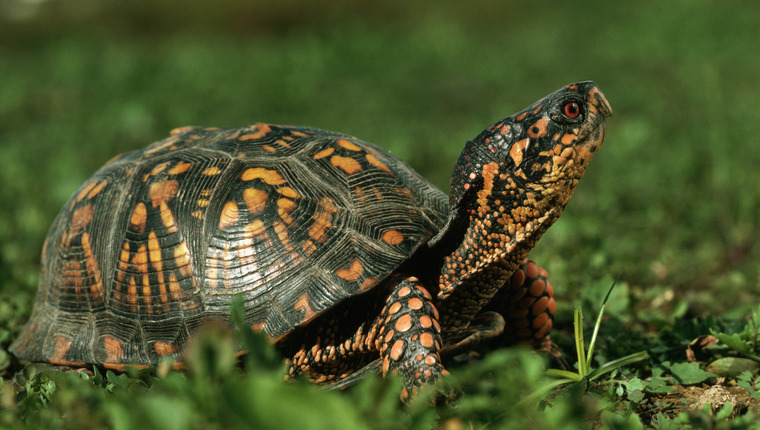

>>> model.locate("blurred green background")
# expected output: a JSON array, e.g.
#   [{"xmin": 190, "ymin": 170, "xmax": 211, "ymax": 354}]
[{"xmin": 1, "ymin": 0, "xmax": 759, "ymax": 330}]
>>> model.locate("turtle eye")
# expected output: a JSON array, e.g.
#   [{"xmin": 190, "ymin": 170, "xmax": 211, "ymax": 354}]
[{"xmin": 563, "ymin": 101, "xmax": 581, "ymax": 119}]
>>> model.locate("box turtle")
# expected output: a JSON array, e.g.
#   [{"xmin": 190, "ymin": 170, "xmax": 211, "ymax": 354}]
[{"xmin": 12, "ymin": 81, "xmax": 611, "ymax": 399}]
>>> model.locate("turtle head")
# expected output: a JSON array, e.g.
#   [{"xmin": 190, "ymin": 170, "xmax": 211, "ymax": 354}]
[
  {"xmin": 436, "ymin": 81, "xmax": 612, "ymax": 298},
  {"xmin": 448, "ymin": 81, "xmax": 612, "ymax": 212}
]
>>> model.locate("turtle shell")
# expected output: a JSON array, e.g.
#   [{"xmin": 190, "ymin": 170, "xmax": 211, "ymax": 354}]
[{"xmin": 12, "ymin": 123, "xmax": 449, "ymax": 367}]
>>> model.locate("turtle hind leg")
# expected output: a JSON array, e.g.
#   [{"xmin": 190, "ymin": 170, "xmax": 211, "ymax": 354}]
[{"xmin": 485, "ymin": 259, "xmax": 558, "ymax": 353}]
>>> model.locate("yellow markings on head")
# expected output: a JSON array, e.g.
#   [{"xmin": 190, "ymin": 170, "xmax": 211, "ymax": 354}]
[
  {"xmin": 509, "ymin": 138, "xmax": 529, "ymax": 166},
  {"xmin": 241, "ymin": 167, "xmax": 287, "ymax": 185},
  {"xmin": 219, "ymin": 201, "xmax": 239, "ymax": 229},
  {"xmin": 313, "ymin": 147, "xmax": 335, "ymax": 160},
  {"xmin": 527, "ymin": 117, "xmax": 549, "ymax": 138},
  {"xmin": 382, "ymin": 230, "xmax": 404, "ymax": 245},
  {"xmin": 154, "ymin": 341, "xmax": 174, "ymax": 356},
  {"xmin": 149, "ymin": 180, "xmax": 179, "ymax": 207},
  {"xmin": 336, "ymin": 139, "xmax": 361, "ymax": 151},
  {"xmin": 516, "ymin": 112, "xmax": 528, "ymax": 121},
  {"xmin": 366, "ymin": 154, "xmax": 391, "ymax": 173},
  {"xmin": 560, "ymin": 133, "xmax": 576, "ymax": 145},
  {"xmin": 52, "ymin": 336, "xmax": 72, "ymax": 363},
  {"xmin": 103, "ymin": 336, "xmax": 124, "ymax": 363},
  {"xmin": 239, "ymin": 124, "xmax": 272, "ymax": 141},
  {"xmin": 531, "ymin": 103, "xmax": 544, "ymax": 114},
  {"xmin": 336, "ymin": 259, "xmax": 363, "ymax": 282},
  {"xmin": 330, "ymin": 155, "xmax": 362, "ymax": 175}
]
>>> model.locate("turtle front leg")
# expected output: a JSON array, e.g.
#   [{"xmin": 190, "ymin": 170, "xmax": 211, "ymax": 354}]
[{"xmin": 376, "ymin": 276, "xmax": 445, "ymax": 401}]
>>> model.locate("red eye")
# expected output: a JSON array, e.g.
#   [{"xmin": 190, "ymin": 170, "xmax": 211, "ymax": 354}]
[{"xmin": 563, "ymin": 101, "xmax": 581, "ymax": 118}]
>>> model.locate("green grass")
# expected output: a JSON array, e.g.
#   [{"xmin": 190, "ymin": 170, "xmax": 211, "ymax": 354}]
[{"xmin": 2, "ymin": 0, "xmax": 760, "ymax": 427}]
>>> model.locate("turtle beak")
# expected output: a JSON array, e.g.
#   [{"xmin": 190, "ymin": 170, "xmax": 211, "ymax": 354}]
[{"xmin": 589, "ymin": 86, "xmax": 613, "ymax": 118}]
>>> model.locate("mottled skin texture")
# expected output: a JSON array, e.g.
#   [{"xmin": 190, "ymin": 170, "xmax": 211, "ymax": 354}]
[{"xmin": 12, "ymin": 82, "xmax": 611, "ymax": 399}]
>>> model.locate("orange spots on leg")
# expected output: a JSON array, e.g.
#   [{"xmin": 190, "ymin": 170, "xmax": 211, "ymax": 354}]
[
  {"xmin": 390, "ymin": 340, "xmax": 405, "ymax": 361},
  {"xmin": 419, "ymin": 315, "xmax": 433, "ymax": 329},
  {"xmin": 419, "ymin": 332, "xmax": 434, "ymax": 349},
  {"xmin": 388, "ymin": 302, "xmax": 402, "ymax": 315},
  {"xmin": 407, "ymin": 298, "xmax": 423, "ymax": 310},
  {"xmin": 394, "ymin": 314, "xmax": 412, "ymax": 333}
]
